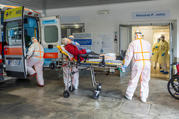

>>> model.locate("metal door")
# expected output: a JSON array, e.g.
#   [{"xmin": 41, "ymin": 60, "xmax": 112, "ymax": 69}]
[
  {"xmin": 3, "ymin": 6, "xmax": 27, "ymax": 78},
  {"xmin": 119, "ymin": 25, "xmax": 132, "ymax": 78},
  {"xmin": 169, "ymin": 21, "xmax": 177, "ymax": 79},
  {"xmin": 40, "ymin": 16, "xmax": 61, "ymax": 67}
]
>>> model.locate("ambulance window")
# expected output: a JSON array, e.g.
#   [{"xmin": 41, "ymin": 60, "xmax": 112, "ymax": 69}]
[
  {"xmin": 44, "ymin": 26, "xmax": 58, "ymax": 43},
  {"xmin": 6, "ymin": 21, "xmax": 22, "ymax": 46}
]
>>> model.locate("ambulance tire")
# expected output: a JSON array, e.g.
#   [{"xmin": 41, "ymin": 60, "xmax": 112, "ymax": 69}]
[{"xmin": 49, "ymin": 63, "xmax": 56, "ymax": 70}]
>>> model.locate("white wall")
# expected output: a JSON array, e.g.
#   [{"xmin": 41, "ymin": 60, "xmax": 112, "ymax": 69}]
[{"xmin": 45, "ymin": 0, "xmax": 179, "ymax": 57}]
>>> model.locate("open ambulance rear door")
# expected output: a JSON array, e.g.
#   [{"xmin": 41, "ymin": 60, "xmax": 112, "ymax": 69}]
[
  {"xmin": 40, "ymin": 16, "xmax": 61, "ymax": 68},
  {"xmin": 3, "ymin": 6, "xmax": 27, "ymax": 78}
]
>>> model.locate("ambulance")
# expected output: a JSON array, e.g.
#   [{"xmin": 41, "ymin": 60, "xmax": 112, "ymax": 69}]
[{"xmin": 0, "ymin": 5, "xmax": 61, "ymax": 80}]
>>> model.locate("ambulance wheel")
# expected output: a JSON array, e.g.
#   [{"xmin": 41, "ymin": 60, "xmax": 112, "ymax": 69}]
[
  {"xmin": 69, "ymin": 85, "xmax": 75, "ymax": 92},
  {"xmin": 93, "ymin": 90, "xmax": 100, "ymax": 99},
  {"xmin": 168, "ymin": 76, "xmax": 179, "ymax": 100},
  {"xmin": 105, "ymin": 71, "xmax": 110, "ymax": 75},
  {"xmin": 63, "ymin": 90, "xmax": 70, "ymax": 98},
  {"xmin": 50, "ymin": 63, "xmax": 55, "ymax": 70}
]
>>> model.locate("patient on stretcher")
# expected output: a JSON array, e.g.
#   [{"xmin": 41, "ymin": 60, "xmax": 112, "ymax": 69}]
[
  {"xmin": 58, "ymin": 38, "xmax": 122, "ymax": 67},
  {"xmin": 61, "ymin": 37, "xmax": 99, "ymax": 61}
]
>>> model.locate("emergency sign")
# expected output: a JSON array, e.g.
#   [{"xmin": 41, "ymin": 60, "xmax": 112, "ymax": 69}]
[{"xmin": 4, "ymin": 6, "xmax": 23, "ymax": 21}]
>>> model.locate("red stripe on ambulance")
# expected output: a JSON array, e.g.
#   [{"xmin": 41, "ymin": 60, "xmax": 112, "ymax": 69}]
[
  {"xmin": 44, "ymin": 53, "xmax": 58, "ymax": 59},
  {"xmin": 4, "ymin": 47, "xmax": 23, "ymax": 55}
]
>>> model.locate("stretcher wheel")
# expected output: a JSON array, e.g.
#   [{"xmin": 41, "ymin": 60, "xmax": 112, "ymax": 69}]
[
  {"xmin": 69, "ymin": 86, "xmax": 75, "ymax": 92},
  {"xmin": 63, "ymin": 90, "xmax": 70, "ymax": 98},
  {"xmin": 97, "ymin": 83, "xmax": 102, "ymax": 91},
  {"xmin": 93, "ymin": 90, "xmax": 100, "ymax": 99},
  {"xmin": 167, "ymin": 76, "xmax": 179, "ymax": 100}
]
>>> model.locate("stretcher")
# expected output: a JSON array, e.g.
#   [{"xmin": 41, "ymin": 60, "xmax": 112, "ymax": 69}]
[{"xmin": 57, "ymin": 45, "xmax": 124, "ymax": 99}]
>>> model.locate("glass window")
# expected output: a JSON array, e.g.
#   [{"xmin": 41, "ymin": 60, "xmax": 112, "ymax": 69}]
[
  {"xmin": 24, "ymin": 17, "xmax": 39, "ymax": 48},
  {"xmin": 61, "ymin": 23, "xmax": 85, "ymax": 38},
  {"xmin": 6, "ymin": 21, "xmax": 22, "ymax": 46},
  {"xmin": 44, "ymin": 26, "xmax": 58, "ymax": 43}
]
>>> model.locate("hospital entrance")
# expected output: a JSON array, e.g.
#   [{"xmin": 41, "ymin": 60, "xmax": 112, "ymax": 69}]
[{"xmin": 132, "ymin": 25, "xmax": 170, "ymax": 79}]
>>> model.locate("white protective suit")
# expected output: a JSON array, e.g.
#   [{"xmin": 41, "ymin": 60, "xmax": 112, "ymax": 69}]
[
  {"xmin": 62, "ymin": 38, "xmax": 79, "ymax": 90},
  {"xmin": 27, "ymin": 37, "xmax": 44, "ymax": 86},
  {"xmin": 63, "ymin": 63, "xmax": 79, "ymax": 90},
  {"xmin": 124, "ymin": 32, "xmax": 152, "ymax": 102}
]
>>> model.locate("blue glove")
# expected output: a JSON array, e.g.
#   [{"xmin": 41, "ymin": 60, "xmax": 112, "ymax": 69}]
[
  {"xmin": 162, "ymin": 53, "xmax": 165, "ymax": 56},
  {"xmin": 152, "ymin": 53, "xmax": 154, "ymax": 55},
  {"xmin": 86, "ymin": 49, "xmax": 91, "ymax": 53},
  {"xmin": 121, "ymin": 65, "xmax": 127, "ymax": 72},
  {"xmin": 155, "ymin": 46, "xmax": 158, "ymax": 48}
]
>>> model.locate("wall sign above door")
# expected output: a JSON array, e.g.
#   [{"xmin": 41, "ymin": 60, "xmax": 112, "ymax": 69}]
[{"xmin": 132, "ymin": 10, "xmax": 170, "ymax": 19}]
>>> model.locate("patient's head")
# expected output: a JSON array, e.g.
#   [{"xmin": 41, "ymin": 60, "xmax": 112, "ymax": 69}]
[{"xmin": 62, "ymin": 38, "xmax": 72, "ymax": 45}]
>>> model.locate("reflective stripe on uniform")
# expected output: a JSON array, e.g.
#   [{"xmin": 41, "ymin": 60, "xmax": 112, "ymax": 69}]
[
  {"xmin": 33, "ymin": 43, "xmax": 44, "ymax": 59},
  {"xmin": 139, "ymin": 39, "xmax": 145, "ymax": 98},
  {"xmin": 135, "ymin": 59, "xmax": 150, "ymax": 61},
  {"xmin": 134, "ymin": 51, "xmax": 150, "ymax": 54}
]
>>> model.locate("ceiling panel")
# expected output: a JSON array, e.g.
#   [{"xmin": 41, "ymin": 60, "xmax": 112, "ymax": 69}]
[
  {"xmin": 46, "ymin": 0, "xmax": 152, "ymax": 9},
  {"xmin": 0, "ymin": 0, "xmax": 152, "ymax": 10},
  {"xmin": 0, "ymin": 0, "xmax": 44, "ymax": 9}
]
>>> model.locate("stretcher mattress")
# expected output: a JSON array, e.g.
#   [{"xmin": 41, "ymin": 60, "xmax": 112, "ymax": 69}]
[
  {"xmin": 81, "ymin": 59, "xmax": 123, "ymax": 66},
  {"xmin": 57, "ymin": 45, "xmax": 123, "ymax": 67}
]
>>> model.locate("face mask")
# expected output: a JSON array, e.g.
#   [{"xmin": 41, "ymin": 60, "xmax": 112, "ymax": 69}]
[
  {"xmin": 32, "ymin": 38, "xmax": 37, "ymax": 43},
  {"xmin": 136, "ymin": 34, "xmax": 142, "ymax": 39}
]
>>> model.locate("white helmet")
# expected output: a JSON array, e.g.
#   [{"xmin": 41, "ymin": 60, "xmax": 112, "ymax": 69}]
[
  {"xmin": 68, "ymin": 35, "xmax": 75, "ymax": 40},
  {"xmin": 135, "ymin": 31, "xmax": 143, "ymax": 39}
]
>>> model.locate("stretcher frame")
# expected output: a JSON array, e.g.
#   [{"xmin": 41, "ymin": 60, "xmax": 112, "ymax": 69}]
[{"xmin": 57, "ymin": 45, "xmax": 123, "ymax": 99}]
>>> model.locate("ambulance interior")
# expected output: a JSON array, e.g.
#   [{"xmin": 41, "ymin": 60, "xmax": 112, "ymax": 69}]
[
  {"xmin": 5, "ymin": 16, "xmax": 38, "ymax": 49},
  {"xmin": 132, "ymin": 26, "xmax": 170, "ymax": 79}
]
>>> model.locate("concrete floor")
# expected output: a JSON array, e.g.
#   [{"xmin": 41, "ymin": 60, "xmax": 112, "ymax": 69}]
[
  {"xmin": 0, "ymin": 70, "xmax": 179, "ymax": 119},
  {"xmin": 151, "ymin": 65, "xmax": 169, "ymax": 79}
]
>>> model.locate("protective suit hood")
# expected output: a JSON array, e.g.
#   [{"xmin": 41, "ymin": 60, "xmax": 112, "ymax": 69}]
[{"xmin": 32, "ymin": 37, "xmax": 38, "ymax": 43}]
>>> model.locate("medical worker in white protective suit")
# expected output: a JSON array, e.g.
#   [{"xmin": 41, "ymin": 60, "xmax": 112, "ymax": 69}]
[
  {"xmin": 123, "ymin": 31, "xmax": 152, "ymax": 103},
  {"xmin": 62, "ymin": 38, "xmax": 79, "ymax": 92},
  {"xmin": 27, "ymin": 37, "xmax": 44, "ymax": 87}
]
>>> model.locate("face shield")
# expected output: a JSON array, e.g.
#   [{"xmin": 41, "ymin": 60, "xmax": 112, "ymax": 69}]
[{"xmin": 135, "ymin": 31, "xmax": 143, "ymax": 40}]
